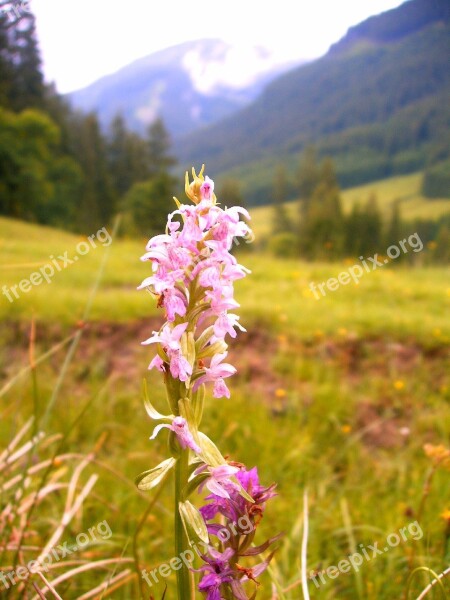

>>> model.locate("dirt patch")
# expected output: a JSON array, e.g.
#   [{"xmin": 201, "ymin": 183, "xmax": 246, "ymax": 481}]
[
  {"xmin": 356, "ymin": 401, "xmax": 412, "ymax": 449},
  {"xmin": 1, "ymin": 319, "xmax": 448, "ymax": 450}
]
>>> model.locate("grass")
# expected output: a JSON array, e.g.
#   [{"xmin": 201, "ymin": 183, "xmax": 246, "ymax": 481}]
[
  {"xmin": 0, "ymin": 214, "xmax": 449, "ymax": 598},
  {"xmin": 250, "ymin": 172, "xmax": 450, "ymax": 239},
  {"xmin": 1, "ymin": 217, "xmax": 449, "ymax": 344}
]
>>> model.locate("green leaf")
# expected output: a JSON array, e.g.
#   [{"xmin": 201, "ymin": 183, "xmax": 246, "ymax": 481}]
[
  {"xmin": 135, "ymin": 457, "xmax": 176, "ymax": 491},
  {"xmin": 178, "ymin": 398, "xmax": 196, "ymax": 429},
  {"xmin": 165, "ymin": 373, "xmax": 182, "ymax": 414},
  {"xmin": 195, "ymin": 326, "xmax": 215, "ymax": 352},
  {"xmin": 179, "ymin": 500, "xmax": 209, "ymax": 545},
  {"xmin": 178, "ymin": 397, "xmax": 202, "ymax": 452},
  {"xmin": 197, "ymin": 432, "xmax": 226, "ymax": 467},
  {"xmin": 191, "ymin": 384, "xmax": 205, "ymax": 424},
  {"xmin": 237, "ymin": 483, "xmax": 255, "ymax": 504},
  {"xmin": 197, "ymin": 340, "xmax": 227, "ymax": 360},
  {"xmin": 156, "ymin": 344, "xmax": 169, "ymax": 363},
  {"xmin": 180, "ymin": 333, "xmax": 193, "ymax": 387},
  {"xmin": 187, "ymin": 456, "xmax": 204, "ymax": 476},
  {"xmin": 186, "ymin": 331, "xmax": 196, "ymax": 368},
  {"xmin": 182, "ymin": 472, "xmax": 209, "ymax": 500},
  {"xmin": 142, "ymin": 380, "xmax": 173, "ymax": 421}
]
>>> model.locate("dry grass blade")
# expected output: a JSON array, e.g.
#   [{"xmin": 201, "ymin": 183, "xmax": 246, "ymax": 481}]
[
  {"xmin": 36, "ymin": 572, "xmax": 63, "ymax": 599},
  {"xmin": 35, "ymin": 473, "xmax": 98, "ymax": 564},
  {"xmin": 0, "ymin": 418, "xmax": 34, "ymax": 463},
  {"xmin": 417, "ymin": 567, "xmax": 450, "ymax": 600},
  {"xmin": 301, "ymin": 489, "xmax": 310, "ymax": 600},
  {"xmin": 0, "ymin": 334, "xmax": 77, "ymax": 399},
  {"xmin": 77, "ymin": 569, "xmax": 136, "ymax": 599},
  {"xmin": 30, "ymin": 558, "xmax": 135, "ymax": 599},
  {"xmin": 0, "ymin": 425, "xmax": 134, "ymax": 598}
]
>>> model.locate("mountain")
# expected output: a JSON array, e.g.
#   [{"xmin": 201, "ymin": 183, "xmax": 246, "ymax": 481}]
[
  {"xmin": 66, "ymin": 39, "xmax": 302, "ymax": 138},
  {"xmin": 176, "ymin": 0, "xmax": 450, "ymax": 205}
]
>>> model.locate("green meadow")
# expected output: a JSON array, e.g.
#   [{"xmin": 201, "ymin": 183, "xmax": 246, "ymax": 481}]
[{"xmin": 0, "ymin": 201, "xmax": 449, "ymax": 598}]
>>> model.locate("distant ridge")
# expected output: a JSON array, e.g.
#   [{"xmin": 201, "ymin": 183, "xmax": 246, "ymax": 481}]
[
  {"xmin": 176, "ymin": 0, "xmax": 450, "ymax": 205},
  {"xmin": 66, "ymin": 39, "xmax": 303, "ymax": 137},
  {"xmin": 331, "ymin": 0, "xmax": 450, "ymax": 51}
]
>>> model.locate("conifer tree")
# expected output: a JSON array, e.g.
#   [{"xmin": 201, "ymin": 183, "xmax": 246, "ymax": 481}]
[
  {"xmin": 434, "ymin": 224, "xmax": 450, "ymax": 263},
  {"xmin": 147, "ymin": 117, "xmax": 177, "ymax": 178},
  {"xmin": 71, "ymin": 112, "xmax": 116, "ymax": 230},
  {"xmin": 360, "ymin": 193, "xmax": 383, "ymax": 256},
  {"xmin": 2, "ymin": 4, "xmax": 44, "ymax": 111},
  {"xmin": 386, "ymin": 199, "xmax": 402, "ymax": 246},
  {"xmin": 297, "ymin": 145, "xmax": 319, "ymax": 220},
  {"xmin": 301, "ymin": 157, "xmax": 344, "ymax": 259},
  {"xmin": 220, "ymin": 178, "xmax": 244, "ymax": 208},
  {"xmin": 272, "ymin": 164, "xmax": 292, "ymax": 234}
]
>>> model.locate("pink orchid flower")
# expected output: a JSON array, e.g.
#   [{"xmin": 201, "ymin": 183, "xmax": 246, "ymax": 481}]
[
  {"xmin": 150, "ymin": 417, "xmax": 201, "ymax": 454},
  {"xmin": 196, "ymin": 464, "xmax": 240, "ymax": 499},
  {"xmin": 193, "ymin": 353, "xmax": 236, "ymax": 398}
]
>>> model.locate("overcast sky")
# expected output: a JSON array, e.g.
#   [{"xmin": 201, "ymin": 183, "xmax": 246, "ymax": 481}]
[{"xmin": 31, "ymin": 0, "xmax": 405, "ymax": 93}]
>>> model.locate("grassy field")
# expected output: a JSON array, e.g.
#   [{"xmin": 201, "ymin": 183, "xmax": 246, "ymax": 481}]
[
  {"xmin": 250, "ymin": 172, "xmax": 450, "ymax": 240},
  {"xmin": 0, "ymin": 214, "xmax": 449, "ymax": 599}
]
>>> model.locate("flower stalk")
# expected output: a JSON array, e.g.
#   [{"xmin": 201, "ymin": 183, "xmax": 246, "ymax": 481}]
[
  {"xmin": 175, "ymin": 446, "xmax": 191, "ymax": 598},
  {"xmin": 136, "ymin": 166, "xmax": 280, "ymax": 599}
]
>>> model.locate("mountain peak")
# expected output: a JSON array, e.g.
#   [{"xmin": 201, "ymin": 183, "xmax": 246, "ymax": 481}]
[
  {"xmin": 176, "ymin": 0, "xmax": 450, "ymax": 205},
  {"xmin": 180, "ymin": 39, "xmax": 291, "ymax": 95},
  {"xmin": 67, "ymin": 39, "xmax": 302, "ymax": 137}
]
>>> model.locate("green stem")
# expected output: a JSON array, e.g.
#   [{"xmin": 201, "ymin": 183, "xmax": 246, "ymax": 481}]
[{"xmin": 175, "ymin": 447, "xmax": 191, "ymax": 599}]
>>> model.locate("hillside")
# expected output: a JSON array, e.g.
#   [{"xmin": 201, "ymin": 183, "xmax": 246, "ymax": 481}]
[
  {"xmin": 1, "ymin": 215, "xmax": 449, "ymax": 343},
  {"xmin": 250, "ymin": 172, "xmax": 450, "ymax": 239},
  {"xmin": 176, "ymin": 0, "xmax": 450, "ymax": 205},
  {"xmin": 67, "ymin": 39, "xmax": 302, "ymax": 137}
]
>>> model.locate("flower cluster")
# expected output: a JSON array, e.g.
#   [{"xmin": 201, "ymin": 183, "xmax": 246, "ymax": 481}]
[
  {"xmin": 136, "ymin": 166, "xmax": 279, "ymax": 600},
  {"xmin": 197, "ymin": 466, "xmax": 279, "ymax": 599},
  {"xmin": 138, "ymin": 168, "xmax": 251, "ymax": 398}
]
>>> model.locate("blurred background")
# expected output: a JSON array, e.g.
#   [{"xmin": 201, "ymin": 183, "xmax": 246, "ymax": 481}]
[{"xmin": 0, "ymin": 0, "xmax": 449, "ymax": 597}]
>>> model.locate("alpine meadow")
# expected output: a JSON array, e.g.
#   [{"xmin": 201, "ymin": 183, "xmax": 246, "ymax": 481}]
[{"xmin": 0, "ymin": 0, "xmax": 449, "ymax": 599}]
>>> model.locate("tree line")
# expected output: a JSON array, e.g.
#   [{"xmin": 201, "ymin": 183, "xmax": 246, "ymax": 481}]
[
  {"xmin": 270, "ymin": 148, "xmax": 450, "ymax": 263},
  {"xmin": 0, "ymin": 2, "xmax": 177, "ymax": 235}
]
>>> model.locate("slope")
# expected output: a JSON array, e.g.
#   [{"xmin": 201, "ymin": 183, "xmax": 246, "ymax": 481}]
[
  {"xmin": 67, "ymin": 39, "xmax": 302, "ymax": 137},
  {"xmin": 177, "ymin": 0, "xmax": 450, "ymax": 204}
]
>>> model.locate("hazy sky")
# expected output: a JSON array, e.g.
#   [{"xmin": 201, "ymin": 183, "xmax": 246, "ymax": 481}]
[{"xmin": 31, "ymin": 0, "xmax": 405, "ymax": 93}]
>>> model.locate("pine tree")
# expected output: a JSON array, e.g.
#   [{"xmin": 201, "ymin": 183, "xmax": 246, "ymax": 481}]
[
  {"xmin": 301, "ymin": 157, "xmax": 344, "ymax": 259},
  {"xmin": 4, "ymin": 5, "xmax": 44, "ymax": 111},
  {"xmin": 320, "ymin": 157, "xmax": 339, "ymax": 192},
  {"xmin": 122, "ymin": 173, "xmax": 175, "ymax": 236},
  {"xmin": 147, "ymin": 117, "xmax": 176, "ymax": 178},
  {"xmin": 0, "ymin": 9, "xmax": 14, "ymax": 108},
  {"xmin": 386, "ymin": 200, "xmax": 402, "ymax": 246},
  {"xmin": 272, "ymin": 165, "xmax": 292, "ymax": 234},
  {"xmin": 434, "ymin": 224, "xmax": 450, "ymax": 263},
  {"xmin": 360, "ymin": 193, "xmax": 383, "ymax": 256},
  {"xmin": 344, "ymin": 203, "xmax": 363, "ymax": 256},
  {"xmin": 108, "ymin": 114, "xmax": 134, "ymax": 197},
  {"xmin": 108, "ymin": 114, "xmax": 152, "ymax": 199},
  {"xmin": 126, "ymin": 131, "xmax": 149, "ymax": 187},
  {"xmin": 71, "ymin": 113, "xmax": 116, "ymax": 231},
  {"xmin": 297, "ymin": 146, "xmax": 319, "ymax": 220},
  {"xmin": 220, "ymin": 178, "xmax": 244, "ymax": 208}
]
